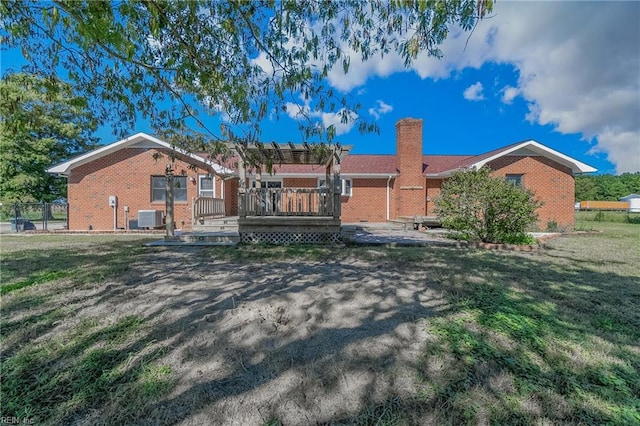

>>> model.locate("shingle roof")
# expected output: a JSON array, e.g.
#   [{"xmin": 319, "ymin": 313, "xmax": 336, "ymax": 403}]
[
  {"xmin": 48, "ymin": 133, "xmax": 233, "ymax": 176},
  {"xmin": 264, "ymin": 141, "xmax": 533, "ymax": 176},
  {"xmin": 268, "ymin": 155, "xmax": 399, "ymax": 175},
  {"xmin": 196, "ymin": 139, "xmax": 597, "ymax": 176},
  {"xmin": 423, "ymin": 155, "xmax": 475, "ymax": 174}
]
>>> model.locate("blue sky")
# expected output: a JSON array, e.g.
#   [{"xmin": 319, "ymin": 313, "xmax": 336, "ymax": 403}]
[{"xmin": 2, "ymin": 1, "xmax": 639, "ymax": 175}]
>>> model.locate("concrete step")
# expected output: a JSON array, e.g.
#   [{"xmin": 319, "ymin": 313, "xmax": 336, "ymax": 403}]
[
  {"xmin": 176, "ymin": 232, "xmax": 240, "ymax": 244},
  {"xmin": 192, "ymin": 224, "xmax": 239, "ymax": 232}
]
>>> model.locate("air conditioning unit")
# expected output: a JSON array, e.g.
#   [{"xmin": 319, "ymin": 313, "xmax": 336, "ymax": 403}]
[{"xmin": 138, "ymin": 210, "xmax": 163, "ymax": 228}]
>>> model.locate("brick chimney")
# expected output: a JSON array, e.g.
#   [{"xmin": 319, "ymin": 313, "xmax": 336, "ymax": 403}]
[{"xmin": 395, "ymin": 118, "xmax": 426, "ymax": 217}]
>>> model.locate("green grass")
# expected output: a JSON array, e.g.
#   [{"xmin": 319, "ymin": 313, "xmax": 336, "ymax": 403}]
[
  {"xmin": 409, "ymin": 222, "xmax": 640, "ymax": 425},
  {"xmin": 576, "ymin": 210, "xmax": 640, "ymax": 224},
  {"xmin": 1, "ymin": 235, "xmax": 167, "ymax": 424},
  {"xmin": 0, "ymin": 227, "xmax": 638, "ymax": 424},
  {"xmin": 0, "ymin": 270, "xmax": 69, "ymax": 295},
  {"xmin": 1, "ymin": 315, "xmax": 173, "ymax": 424}
]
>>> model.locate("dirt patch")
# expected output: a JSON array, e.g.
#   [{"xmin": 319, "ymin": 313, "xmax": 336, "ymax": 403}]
[{"xmin": 52, "ymin": 249, "xmax": 447, "ymax": 424}]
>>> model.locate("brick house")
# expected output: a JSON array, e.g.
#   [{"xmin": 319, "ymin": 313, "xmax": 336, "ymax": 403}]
[
  {"xmin": 47, "ymin": 133, "xmax": 235, "ymax": 231},
  {"xmin": 48, "ymin": 118, "xmax": 596, "ymax": 231}
]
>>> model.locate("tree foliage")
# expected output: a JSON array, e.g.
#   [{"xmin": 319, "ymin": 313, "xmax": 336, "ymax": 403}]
[
  {"xmin": 0, "ymin": 72, "xmax": 99, "ymax": 203},
  {"xmin": 1, "ymin": 0, "xmax": 492, "ymax": 149},
  {"xmin": 575, "ymin": 173, "xmax": 640, "ymax": 202},
  {"xmin": 435, "ymin": 167, "xmax": 541, "ymax": 243}
]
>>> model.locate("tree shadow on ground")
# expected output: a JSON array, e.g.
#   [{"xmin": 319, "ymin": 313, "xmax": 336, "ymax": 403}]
[{"xmin": 1, "ymin": 237, "xmax": 639, "ymax": 425}]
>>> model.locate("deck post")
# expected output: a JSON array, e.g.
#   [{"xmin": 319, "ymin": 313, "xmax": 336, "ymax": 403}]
[
  {"xmin": 325, "ymin": 164, "xmax": 332, "ymax": 216},
  {"xmin": 238, "ymin": 159, "xmax": 247, "ymax": 219},
  {"xmin": 333, "ymin": 161, "xmax": 341, "ymax": 220}
]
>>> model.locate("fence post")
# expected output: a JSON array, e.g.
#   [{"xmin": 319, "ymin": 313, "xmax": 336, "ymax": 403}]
[
  {"xmin": 13, "ymin": 203, "xmax": 19, "ymax": 233},
  {"xmin": 42, "ymin": 202, "xmax": 47, "ymax": 231}
]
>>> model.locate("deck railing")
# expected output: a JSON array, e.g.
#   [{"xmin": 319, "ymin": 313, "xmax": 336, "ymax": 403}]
[
  {"xmin": 241, "ymin": 188, "xmax": 335, "ymax": 217},
  {"xmin": 192, "ymin": 197, "xmax": 225, "ymax": 222}
]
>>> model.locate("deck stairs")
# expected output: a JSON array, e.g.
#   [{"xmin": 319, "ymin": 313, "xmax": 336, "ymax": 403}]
[
  {"xmin": 191, "ymin": 216, "xmax": 239, "ymax": 232},
  {"xmin": 166, "ymin": 216, "xmax": 240, "ymax": 245}
]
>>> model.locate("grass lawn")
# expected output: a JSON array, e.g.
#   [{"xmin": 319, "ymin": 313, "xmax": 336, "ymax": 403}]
[{"xmin": 0, "ymin": 224, "xmax": 638, "ymax": 425}]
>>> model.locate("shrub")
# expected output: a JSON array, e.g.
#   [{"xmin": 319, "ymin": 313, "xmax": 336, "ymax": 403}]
[{"xmin": 435, "ymin": 167, "xmax": 541, "ymax": 244}]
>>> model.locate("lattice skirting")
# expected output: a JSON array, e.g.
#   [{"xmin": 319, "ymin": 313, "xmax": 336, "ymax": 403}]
[{"xmin": 241, "ymin": 231, "xmax": 342, "ymax": 245}]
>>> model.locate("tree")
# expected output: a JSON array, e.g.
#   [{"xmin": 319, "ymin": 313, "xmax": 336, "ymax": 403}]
[
  {"xmin": 2, "ymin": 0, "xmax": 492, "ymax": 236},
  {"xmin": 0, "ymin": 72, "xmax": 99, "ymax": 203},
  {"xmin": 435, "ymin": 167, "xmax": 541, "ymax": 244},
  {"xmin": 575, "ymin": 173, "xmax": 640, "ymax": 201},
  {"xmin": 1, "ymin": 0, "xmax": 493, "ymax": 148}
]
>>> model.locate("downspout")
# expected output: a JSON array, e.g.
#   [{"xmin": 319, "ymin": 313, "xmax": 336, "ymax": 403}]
[{"xmin": 386, "ymin": 175, "xmax": 393, "ymax": 220}]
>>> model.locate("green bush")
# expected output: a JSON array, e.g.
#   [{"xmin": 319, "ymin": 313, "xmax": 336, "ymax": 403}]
[
  {"xmin": 627, "ymin": 214, "xmax": 640, "ymax": 224},
  {"xmin": 435, "ymin": 167, "xmax": 541, "ymax": 244}
]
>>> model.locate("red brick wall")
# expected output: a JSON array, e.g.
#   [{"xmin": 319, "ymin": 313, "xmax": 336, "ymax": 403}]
[
  {"xmin": 67, "ymin": 148, "xmax": 219, "ymax": 231},
  {"xmin": 487, "ymin": 156, "xmax": 575, "ymax": 229},
  {"xmin": 425, "ymin": 178, "xmax": 443, "ymax": 216},
  {"xmin": 283, "ymin": 178, "xmax": 317, "ymax": 188},
  {"xmin": 341, "ymin": 178, "xmax": 391, "ymax": 223},
  {"xmin": 395, "ymin": 118, "xmax": 426, "ymax": 217},
  {"xmin": 224, "ymin": 178, "xmax": 239, "ymax": 216}
]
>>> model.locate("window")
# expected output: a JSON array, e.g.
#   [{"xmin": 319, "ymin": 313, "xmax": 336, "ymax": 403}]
[
  {"xmin": 198, "ymin": 175, "xmax": 215, "ymax": 198},
  {"xmin": 506, "ymin": 174, "xmax": 523, "ymax": 187},
  {"xmin": 342, "ymin": 178, "xmax": 352, "ymax": 196},
  {"xmin": 250, "ymin": 180, "xmax": 282, "ymax": 189},
  {"xmin": 318, "ymin": 178, "xmax": 352, "ymax": 196},
  {"xmin": 151, "ymin": 176, "xmax": 187, "ymax": 202}
]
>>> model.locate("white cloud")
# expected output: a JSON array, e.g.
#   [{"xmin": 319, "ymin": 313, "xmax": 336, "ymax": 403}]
[
  {"xmin": 368, "ymin": 100, "xmax": 393, "ymax": 120},
  {"xmin": 322, "ymin": 2, "xmax": 640, "ymax": 173},
  {"xmin": 285, "ymin": 101, "xmax": 357, "ymax": 136},
  {"xmin": 501, "ymin": 86, "xmax": 519, "ymax": 104},
  {"xmin": 463, "ymin": 82, "xmax": 485, "ymax": 101}
]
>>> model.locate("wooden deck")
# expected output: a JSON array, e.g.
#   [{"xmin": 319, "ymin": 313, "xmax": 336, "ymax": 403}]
[
  {"xmin": 238, "ymin": 216, "xmax": 341, "ymax": 244},
  {"xmin": 239, "ymin": 216, "xmax": 341, "ymax": 232}
]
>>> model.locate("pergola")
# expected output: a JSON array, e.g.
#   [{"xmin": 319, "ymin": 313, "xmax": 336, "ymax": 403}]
[{"xmin": 230, "ymin": 141, "xmax": 351, "ymax": 243}]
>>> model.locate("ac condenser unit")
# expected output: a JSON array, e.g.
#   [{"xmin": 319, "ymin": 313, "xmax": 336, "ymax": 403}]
[{"xmin": 138, "ymin": 210, "xmax": 163, "ymax": 228}]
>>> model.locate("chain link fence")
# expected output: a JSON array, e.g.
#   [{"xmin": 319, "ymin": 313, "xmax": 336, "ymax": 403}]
[{"xmin": 0, "ymin": 202, "xmax": 68, "ymax": 232}]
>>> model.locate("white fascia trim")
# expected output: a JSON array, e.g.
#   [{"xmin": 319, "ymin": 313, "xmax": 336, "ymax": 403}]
[
  {"xmin": 473, "ymin": 140, "xmax": 597, "ymax": 174},
  {"xmin": 47, "ymin": 132, "xmax": 232, "ymax": 176},
  {"xmin": 425, "ymin": 170, "xmax": 461, "ymax": 178},
  {"xmin": 265, "ymin": 173, "xmax": 398, "ymax": 178},
  {"xmin": 343, "ymin": 173, "xmax": 398, "ymax": 178}
]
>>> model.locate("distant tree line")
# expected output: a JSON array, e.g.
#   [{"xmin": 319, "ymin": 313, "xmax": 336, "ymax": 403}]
[{"xmin": 575, "ymin": 173, "xmax": 640, "ymax": 202}]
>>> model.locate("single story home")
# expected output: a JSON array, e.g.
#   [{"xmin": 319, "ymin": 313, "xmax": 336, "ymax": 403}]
[
  {"xmin": 48, "ymin": 118, "xmax": 596, "ymax": 231},
  {"xmin": 47, "ymin": 133, "xmax": 235, "ymax": 231}
]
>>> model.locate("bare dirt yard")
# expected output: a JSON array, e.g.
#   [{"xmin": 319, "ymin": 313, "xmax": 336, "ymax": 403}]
[{"xmin": 1, "ymin": 224, "xmax": 639, "ymax": 425}]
